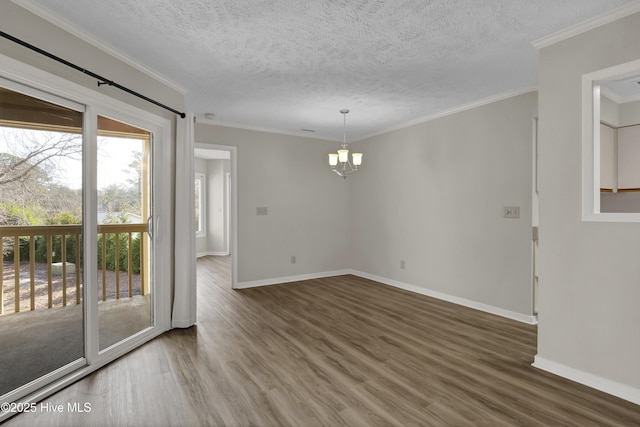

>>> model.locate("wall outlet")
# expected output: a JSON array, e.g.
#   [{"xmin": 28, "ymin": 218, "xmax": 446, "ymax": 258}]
[
  {"xmin": 256, "ymin": 206, "xmax": 268, "ymax": 215},
  {"xmin": 400, "ymin": 260, "xmax": 406, "ymax": 269},
  {"xmin": 291, "ymin": 255, "xmax": 296, "ymax": 264},
  {"xmin": 503, "ymin": 206, "xmax": 520, "ymax": 218}
]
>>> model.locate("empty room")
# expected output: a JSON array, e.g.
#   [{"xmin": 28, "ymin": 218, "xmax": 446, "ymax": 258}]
[{"xmin": 1, "ymin": 1, "xmax": 640, "ymax": 425}]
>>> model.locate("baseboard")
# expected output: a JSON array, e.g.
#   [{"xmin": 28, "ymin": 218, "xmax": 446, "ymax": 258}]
[
  {"xmin": 236, "ymin": 269, "xmax": 352, "ymax": 289},
  {"xmin": 349, "ymin": 270, "xmax": 538, "ymax": 325},
  {"xmin": 533, "ymin": 356, "xmax": 640, "ymax": 405},
  {"xmin": 197, "ymin": 251, "xmax": 229, "ymax": 258}
]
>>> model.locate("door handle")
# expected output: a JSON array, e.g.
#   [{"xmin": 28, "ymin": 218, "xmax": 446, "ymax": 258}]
[{"xmin": 147, "ymin": 216, "xmax": 153, "ymax": 240}]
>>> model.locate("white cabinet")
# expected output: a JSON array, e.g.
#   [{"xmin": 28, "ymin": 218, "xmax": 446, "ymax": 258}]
[
  {"xmin": 600, "ymin": 123, "xmax": 616, "ymax": 191},
  {"xmin": 617, "ymin": 125, "xmax": 640, "ymax": 190}
]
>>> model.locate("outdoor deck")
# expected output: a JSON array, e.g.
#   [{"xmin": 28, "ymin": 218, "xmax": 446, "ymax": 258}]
[
  {"xmin": 1, "ymin": 223, "xmax": 151, "ymax": 396},
  {"xmin": 0, "ymin": 294, "xmax": 150, "ymax": 396}
]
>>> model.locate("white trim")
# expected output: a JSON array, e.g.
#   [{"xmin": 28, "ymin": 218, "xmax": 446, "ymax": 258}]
[
  {"xmin": 237, "ymin": 270, "xmax": 352, "ymax": 289},
  {"xmin": 532, "ymin": 2, "xmax": 640, "ymax": 49},
  {"xmin": 197, "ymin": 251, "xmax": 229, "ymax": 258},
  {"xmin": 195, "ymin": 172, "xmax": 206, "ymax": 238},
  {"xmin": 357, "ymin": 87, "xmax": 538, "ymax": 141},
  {"xmin": 194, "ymin": 143, "xmax": 238, "ymax": 290},
  {"xmin": 582, "ymin": 59, "xmax": 640, "ymax": 222},
  {"xmin": 0, "ymin": 52, "xmax": 173, "ymax": 408},
  {"xmin": 195, "ymin": 116, "xmax": 337, "ymax": 141},
  {"xmin": 533, "ymin": 356, "xmax": 640, "ymax": 405},
  {"xmin": 350, "ymin": 270, "xmax": 538, "ymax": 325},
  {"xmin": 601, "ymin": 86, "xmax": 640, "ymax": 105},
  {"xmin": 10, "ymin": 0, "xmax": 187, "ymax": 94}
]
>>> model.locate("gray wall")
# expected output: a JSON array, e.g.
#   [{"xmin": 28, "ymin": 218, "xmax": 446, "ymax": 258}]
[
  {"xmin": 194, "ymin": 125, "xmax": 351, "ymax": 283},
  {"xmin": 350, "ymin": 92, "xmax": 537, "ymax": 317},
  {"xmin": 195, "ymin": 91, "xmax": 537, "ymax": 318},
  {"xmin": 537, "ymin": 11, "xmax": 640, "ymax": 393}
]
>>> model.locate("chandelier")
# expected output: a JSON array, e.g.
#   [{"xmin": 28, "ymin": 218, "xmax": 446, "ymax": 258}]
[{"xmin": 328, "ymin": 109, "xmax": 362, "ymax": 179}]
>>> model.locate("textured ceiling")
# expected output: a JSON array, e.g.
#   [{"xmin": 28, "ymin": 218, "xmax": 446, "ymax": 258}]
[{"xmin": 21, "ymin": 0, "xmax": 637, "ymax": 140}]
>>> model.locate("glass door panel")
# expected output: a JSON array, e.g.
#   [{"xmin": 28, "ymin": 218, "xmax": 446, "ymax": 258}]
[
  {"xmin": 0, "ymin": 85, "xmax": 84, "ymax": 396},
  {"xmin": 96, "ymin": 115, "xmax": 153, "ymax": 351}
]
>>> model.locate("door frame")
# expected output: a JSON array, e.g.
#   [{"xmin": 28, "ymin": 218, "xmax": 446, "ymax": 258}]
[
  {"xmin": 194, "ymin": 142, "xmax": 238, "ymax": 290},
  {"xmin": 87, "ymin": 104, "xmax": 172, "ymax": 364}
]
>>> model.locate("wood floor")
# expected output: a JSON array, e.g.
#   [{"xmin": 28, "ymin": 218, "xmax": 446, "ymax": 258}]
[{"xmin": 4, "ymin": 255, "xmax": 639, "ymax": 426}]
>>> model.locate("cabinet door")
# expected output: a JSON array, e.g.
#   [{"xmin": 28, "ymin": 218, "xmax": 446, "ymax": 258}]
[
  {"xmin": 600, "ymin": 123, "xmax": 616, "ymax": 190},
  {"xmin": 618, "ymin": 125, "xmax": 640, "ymax": 190}
]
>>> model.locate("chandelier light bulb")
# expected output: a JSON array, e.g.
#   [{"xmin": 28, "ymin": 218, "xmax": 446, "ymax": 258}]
[
  {"xmin": 328, "ymin": 108, "xmax": 362, "ymax": 179},
  {"xmin": 338, "ymin": 149, "xmax": 349, "ymax": 163},
  {"xmin": 352, "ymin": 152, "xmax": 363, "ymax": 166}
]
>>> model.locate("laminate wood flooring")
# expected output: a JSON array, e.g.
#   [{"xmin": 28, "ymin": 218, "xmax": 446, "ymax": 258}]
[{"xmin": 4, "ymin": 256, "xmax": 639, "ymax": 426}]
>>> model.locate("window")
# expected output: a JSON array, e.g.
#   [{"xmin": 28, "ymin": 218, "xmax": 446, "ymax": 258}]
[
  {"xmin": 582, "ymin": 58, "xmax": 640, "ymax": 222},
  {"xmin": 195, "ymin": 173, "xmax": 206, "ymax": 237}
]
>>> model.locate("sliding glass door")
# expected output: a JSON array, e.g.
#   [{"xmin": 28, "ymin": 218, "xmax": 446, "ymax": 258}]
[
  {"xmin": 96, "ymin": 116, "xmax": 154, "ymax": 351},
  {"xmin": 0, "ymin": 74, "xmax": 170, "ymax": 408},
  {"xmin": 0, "ymin": 82, "xmax": 86, "ymax": 397}
]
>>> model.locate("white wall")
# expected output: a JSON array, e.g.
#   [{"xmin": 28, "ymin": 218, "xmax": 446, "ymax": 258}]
[
  {"xmin": 195, "ymin": 158, "xmax": 208, "ymax": 255},
  {"xmin": 195, "ymin": 158, "xmax": 229, "ymax": 256},
  {"xmin": 599, "ymin": 98, "xmax": 640, "ymax": 213},
  {"xmin": 208, "ymin": 159, "xmax": 229, "ymax": 254},
  {"xmin": 600, "ymin": 98, "xmax": 640, "ymax": 128},
  {"xmin": 350, "ymin": 92, "xmax": 537, "ymax": 319},
  {"xmin": 600, "ymin": 95, "xmax": 620, "ymax": 126},
  {"xmin": 620, "ymin": 99, "xmax": 640, "ymax": 126},
  {"xmin": 536, "ymin": 11, "xmax": 640, "ymax": 401},
  {"xmin": 194, "ymin": 125, "xmax": 351, "ymax": 284}
]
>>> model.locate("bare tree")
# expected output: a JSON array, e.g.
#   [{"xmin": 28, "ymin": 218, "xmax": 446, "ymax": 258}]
[
  {"xmin": 1, "ymin": 127, "xmax": 82, "ymax": 254},
  {"xmin": 0, "ymin": 128, "xmax": 82, "ymax": 187}
]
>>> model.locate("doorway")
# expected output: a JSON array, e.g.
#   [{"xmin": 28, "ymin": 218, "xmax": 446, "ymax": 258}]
[{"xmin": 194, "ymin": 143, "xmax": 237, "ymax": 289}]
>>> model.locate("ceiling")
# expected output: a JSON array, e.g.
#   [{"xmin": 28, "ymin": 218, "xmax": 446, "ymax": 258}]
[
  {"xmin": 601, "ymin": 73, "xmax": 640, "ymax": 104},
  {"xmin": 18, "ymin": 0, "xmax": 637, "ymax": 141},
  {"xmin": 194, "ymin": 148, "xmax": 231, "ymax": 159}
]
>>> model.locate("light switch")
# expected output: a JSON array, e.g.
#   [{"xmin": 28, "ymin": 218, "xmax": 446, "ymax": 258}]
[
  {"xmin": 503, "ymin": 206, "xmax": 520, "ymax": 218},
  {"xmin": 256, "ymin": 207, "xmax": 268, "ymax": 216}
]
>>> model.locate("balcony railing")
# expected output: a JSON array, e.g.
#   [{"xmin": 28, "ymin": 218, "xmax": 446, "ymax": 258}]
[{"xmin": 1, "ymin": 224, "xmax": 148, "ymax": 315}]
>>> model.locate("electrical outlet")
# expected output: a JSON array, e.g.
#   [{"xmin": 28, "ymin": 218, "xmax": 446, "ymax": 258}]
[
  {"xmin": 503, "ymin": 206, "xmax": 520, "ymax": 218},
  {"xmin": 400, "ymin": 260, "xmax": 406, "ymax": 269},
  {"xmin": 291, "ymin": 255, "xmax": 296, "ymax": 264},
  {"xmin": 256, "ymin": 207, "xmax": 268, "ymax": 216}
]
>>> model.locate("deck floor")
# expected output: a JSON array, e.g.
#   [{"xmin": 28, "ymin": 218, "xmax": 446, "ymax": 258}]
[{"xmin": 0, "ymin": 294, "xmax": 150, "ymax": 396}]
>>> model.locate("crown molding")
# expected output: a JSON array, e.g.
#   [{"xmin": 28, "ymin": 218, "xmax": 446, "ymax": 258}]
[
  {"xmin": 195, "ymin": 116, "xmax": 339, "ymax": 142},
  {"xmin": 356, "ymin": 86, "xmax": 538, "ymax": 142},
  {"xmin": 601, "ymin": 87, "xmax": 627, "ymax": 105},
  {"xmin": 601, "ymin": 87, "xmax": 640, "ymax": 105},
  {"xmin": 196, "ymin": 87, "xmax": 538, "ymax": 143},
  {"xmin": 11, "ymin": 0, "xmax": 187, "ymax": 94},
  {"xmin": 532, "ymin": 2, "xmax": 640, "ymax": 50}
]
